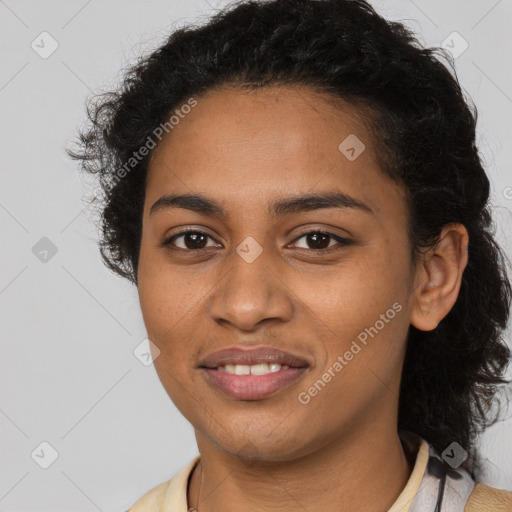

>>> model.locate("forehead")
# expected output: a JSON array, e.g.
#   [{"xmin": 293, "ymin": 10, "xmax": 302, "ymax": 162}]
[
  {"xmin": 146, "ymin": 85, "xmax": 405, "ymax": 220},
  {"xmin": 150, "ymin": 84, "xmax": 375, "ymax": 166}
]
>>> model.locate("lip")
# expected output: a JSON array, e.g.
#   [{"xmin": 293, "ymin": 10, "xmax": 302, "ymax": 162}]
[
  {"xmin": 198, "ymin": 345, "xmax": 310, "ymax": 401},
  {"xmin": 198, "ymin": 345, "xmax": 310, "ymax": 369},
  {"xmin": 202, "ymin": 366, "xmax": 308, "ymax": 400}
]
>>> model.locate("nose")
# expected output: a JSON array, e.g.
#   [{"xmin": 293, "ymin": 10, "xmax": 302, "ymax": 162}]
[{"xmin": 209, "ymin": 247, "xmax": 294, "ymax": 331}]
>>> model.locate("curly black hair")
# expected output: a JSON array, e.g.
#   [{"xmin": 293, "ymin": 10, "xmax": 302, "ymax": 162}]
[{"xmin": 68, "ymin": 0, "xmax": 511, "ymax": 476}]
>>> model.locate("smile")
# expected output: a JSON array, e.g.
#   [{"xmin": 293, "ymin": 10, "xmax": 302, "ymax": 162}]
[
  {"xmin": 217, "ymin": 363, "xmax": 289, "ymax": 375},
  {"xmin": 202, "ymin": 365, "xmax": 308, "ymax": 400}
]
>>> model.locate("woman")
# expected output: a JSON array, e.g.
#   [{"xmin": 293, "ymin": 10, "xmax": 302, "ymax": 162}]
[{"xmin": 69, "ymin": 0, "xmax": 512, "ymax": 510}]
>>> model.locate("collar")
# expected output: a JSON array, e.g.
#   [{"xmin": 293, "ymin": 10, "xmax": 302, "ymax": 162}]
[{"xmin": 129, "ymin": 431, "xmax": 474, "ymax": 512}]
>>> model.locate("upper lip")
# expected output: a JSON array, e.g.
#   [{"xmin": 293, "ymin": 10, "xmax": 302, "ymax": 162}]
[{"xmin": 198, "ymin": 345, "xmax": 310, "ymax": 369}]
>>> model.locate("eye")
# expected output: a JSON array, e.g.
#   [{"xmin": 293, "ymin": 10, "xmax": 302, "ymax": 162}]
[
  {"xmin": 163, "ymin": 229, "xmax": 352, "ymax": 253},
  {"xmin": 289, "ymin": 231, "xmax": 352, "ymax": 252},
  {"xmin": 163, "ymin": 229, "xmax": 220, "ymax": 251}
]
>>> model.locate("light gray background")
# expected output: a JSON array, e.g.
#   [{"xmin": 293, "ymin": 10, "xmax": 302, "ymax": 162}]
[{"xmin": 1, "ymin": 0, "xmax": 511, "ymax": 510}]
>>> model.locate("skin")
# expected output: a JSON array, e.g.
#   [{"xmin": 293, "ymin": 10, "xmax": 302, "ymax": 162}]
[{"xmin": 137, "ymin": 85, "xmax": 469, "ymax": 512}]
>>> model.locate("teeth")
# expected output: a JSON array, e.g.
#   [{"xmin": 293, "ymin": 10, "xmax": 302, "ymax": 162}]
[
  {"xmin": 235, "ymin": 364, "xmax": 250, "ymax": 375},
  {"xmin": 218, "ymin": 363, "xmax": 285, "ymax": 375},
  {"xmin": 250, "ymin": 363, "xmax": 270, "ymax": 375}
]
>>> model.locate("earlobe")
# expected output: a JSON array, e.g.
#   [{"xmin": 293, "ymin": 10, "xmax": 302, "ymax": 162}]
[{"xmin": 410, "ymin": 223, "xmax": 469, "ymax": 332}]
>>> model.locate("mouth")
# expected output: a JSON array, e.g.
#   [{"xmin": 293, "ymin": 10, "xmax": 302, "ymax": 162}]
[
  {"xmin": 198, "ymin": 345, "xmax": 310, "ymax": 400},
  {"xmin": 215, "ymin": 362, "xmax": 292, "ymax": 375}
]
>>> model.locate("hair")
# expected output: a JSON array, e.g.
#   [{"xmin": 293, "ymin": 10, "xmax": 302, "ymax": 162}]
[{"xmin": 68, "ymin": 0, "xmax": 511, "ymax": 476}]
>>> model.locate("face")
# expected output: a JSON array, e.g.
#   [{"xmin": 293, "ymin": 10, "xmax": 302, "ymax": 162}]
[{"xmin": 137, "ymin": 85, "xmax": 417, "ymax": 461}]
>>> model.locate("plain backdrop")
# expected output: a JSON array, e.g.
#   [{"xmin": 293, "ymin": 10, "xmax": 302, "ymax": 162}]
[{"xmin": 1, "ymin": 0, "xmax": 511, "ymax": 510}]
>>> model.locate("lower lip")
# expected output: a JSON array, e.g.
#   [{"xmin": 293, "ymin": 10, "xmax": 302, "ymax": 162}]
[{"xmin": 202, "ymin": 367, "xmax": 307, "ymax": 400}]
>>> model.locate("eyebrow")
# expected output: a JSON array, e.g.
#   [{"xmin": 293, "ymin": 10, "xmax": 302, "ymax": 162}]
[{"xmin": 149, "ymin": 191, "xmax": 374, "ymax": 218}]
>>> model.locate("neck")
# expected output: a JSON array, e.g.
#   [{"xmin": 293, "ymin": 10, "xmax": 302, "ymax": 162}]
[{"xmin": 187, "ymin": 425, "xmax": 413, "ymax": 512}]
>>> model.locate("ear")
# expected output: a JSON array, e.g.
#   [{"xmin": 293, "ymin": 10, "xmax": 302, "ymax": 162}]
[{"xmin": 410, "ymin": 223, "xmax": 469, "ymax": 331}]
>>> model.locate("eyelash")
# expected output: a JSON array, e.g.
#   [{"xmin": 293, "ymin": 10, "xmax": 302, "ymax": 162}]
[{"xmin": 162, "ymin": 229, "xmax": 352, "ymax": 254}]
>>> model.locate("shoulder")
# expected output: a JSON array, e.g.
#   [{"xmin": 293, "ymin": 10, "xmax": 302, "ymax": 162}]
[
  {"xmin": 127, "ymin": 456, "xmax": 200, "ymax": 512},
  {"xmin": 464, "ymin": 483, "xmax": 512, "ymax": 511},
  {"xmin": 398, "ymin": 431, "xmax": 512, "ymax": 512},
  {"xmin": 127, "ymin": 480, "xmax": 171, "ymax": 512}
]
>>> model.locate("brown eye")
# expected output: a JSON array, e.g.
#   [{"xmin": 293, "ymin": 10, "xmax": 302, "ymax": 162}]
[
  {"xmin": 290, "ymin": 231, "xmax": 352, "ymax": 252},
  {"xmin": 163, "ymin": 229, "xmax": 352, "ymax": 254},
  {"xmin": 164, "ymin": 230, "xmax": 219, "ymax": 250}
]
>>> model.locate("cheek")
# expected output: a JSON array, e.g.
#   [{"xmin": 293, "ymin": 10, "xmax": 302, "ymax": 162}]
[
  {"xmin": 137, "ymin": 245, "xmax": 212, "ymax": 382},
  {"xmin": 138, "ymin": 265, "xmax": 201, "ymax": 413},
  {"xmin": 306, "ymin": 245, "xmax": 410, "ymax": 370},
  {"xmin": 137, "ymin": 243, "xmax": 189, "ymax": 332},
  {"xmin": 300, "ymin": 255, "xmax": 397, "ymax": 324}
]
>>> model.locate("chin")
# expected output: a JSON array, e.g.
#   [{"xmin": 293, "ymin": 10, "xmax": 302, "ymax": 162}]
[{"xmin": 208, "ymin": 426, "xmax": 313, "ymax": 463}]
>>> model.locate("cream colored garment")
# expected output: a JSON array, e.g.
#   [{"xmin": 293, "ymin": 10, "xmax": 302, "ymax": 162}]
[
  {"xmin": 128, "ymin": 433, "xmax": 512, "ymax": 512},
  {"xmin": 129, "ymin": 435, "xmax": 429, "ymax": 512},
  {"xmin": 129, "ymin": 456, "xmax": 200, "ymax": 512}
]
